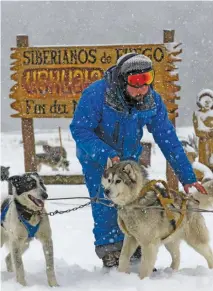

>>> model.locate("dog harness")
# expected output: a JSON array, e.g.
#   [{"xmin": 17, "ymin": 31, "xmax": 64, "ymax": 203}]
[
  {"xmin": 1, "ymin": 200, "xmax": 40, "ymax": 238},
  {"xmin": 1, "ymin": 201, "xmax": 10, "ymax": 226},
  {"xmin": 118, "ymin": 180, "xmax": 188, "ymax": 241},
  {"xmin": 18, "ymin": 215, "xmax": 40, "ymax": 238},
  {"xmin": 140, "ymin": 180, "xmax": 187, "ymax": 236}
]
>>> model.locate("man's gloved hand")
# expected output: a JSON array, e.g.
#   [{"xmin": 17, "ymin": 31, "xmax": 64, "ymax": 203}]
[{"xmin": 184, "ymin": 182, "xmax": 207, "ymax": 195}]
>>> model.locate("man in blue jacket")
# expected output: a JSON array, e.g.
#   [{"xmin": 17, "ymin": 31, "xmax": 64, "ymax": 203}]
[{"xmin": 70, "ymin": 53, "xmax": 207, "ymax": 268}]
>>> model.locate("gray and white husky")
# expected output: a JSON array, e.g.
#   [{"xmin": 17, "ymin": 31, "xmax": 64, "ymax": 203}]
[
  {"xmin": 36, "ymin": 144, "xmax": 69, "ymax": 172},
  {"xmin": 101, "ymin": 159, "xmax": 213, "ymax": 279},
  {"xmin": 1, "ymin": 172, "xmax": 58, "ymax": 287}
]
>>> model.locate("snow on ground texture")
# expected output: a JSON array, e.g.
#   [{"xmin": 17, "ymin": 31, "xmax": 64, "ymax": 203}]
[{"xmin": 1, "ymin": 127, "xmax": 213, "ymax": 291}]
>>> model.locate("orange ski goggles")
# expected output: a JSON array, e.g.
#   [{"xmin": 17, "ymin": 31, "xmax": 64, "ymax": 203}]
[{"xmin": 127, "ymin": 70, "xmax": 154, "ymax": 88}]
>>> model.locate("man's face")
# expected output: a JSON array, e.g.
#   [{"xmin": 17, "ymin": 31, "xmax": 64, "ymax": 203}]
[{"xmin": 126, "ymin": 84, "xmax": 149, "ymax": 101}]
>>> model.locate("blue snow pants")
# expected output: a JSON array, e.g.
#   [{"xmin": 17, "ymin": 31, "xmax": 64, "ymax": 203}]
[{"xmin": 83, "ymin": 164, "xmax": 124, "ymax": 247}]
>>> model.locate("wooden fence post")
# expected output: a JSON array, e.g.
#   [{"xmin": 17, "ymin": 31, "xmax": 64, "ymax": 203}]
[
  {"xmin": 163, "ymin": 30, "xmax": 179, "ymax": 191},
  {"xmin": 17, "ymin": 35, "xmax": 37, "ymax": 172}
]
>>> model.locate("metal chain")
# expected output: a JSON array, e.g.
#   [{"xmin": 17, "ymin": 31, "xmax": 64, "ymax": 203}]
[
  {"xmin": 42, "ymin": 201, "xmax": 92, "ymax": 216},
  {"xmin": 37, "ymin": 197, "xmax": 113, "ymax": 216},
  {"xmin": 40, "ymin": 203, "xmax": 213, "ymax": 217},
  {"xmin": 32, "ymin": 196, "xmax": 213, "ymax": 217}
]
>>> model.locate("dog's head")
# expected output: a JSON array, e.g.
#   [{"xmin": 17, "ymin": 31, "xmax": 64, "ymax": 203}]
[
  {"xmin": 192, "ymin": 178, "xmax": 213, "ymax": 209},
  {"xmin": 43, "ymin": 144, "xmax": 51, "ymax": 153},
  {"xmin": 1, "ymin": 166, "xmax": 10, "ymax": 181},
  {"xmin": 8, "ymin": 172, "xmax": 48, "ymax": 210},
  {"xmin": 101, "ymin": 159, "xmax": 148, "ymax": 206}
]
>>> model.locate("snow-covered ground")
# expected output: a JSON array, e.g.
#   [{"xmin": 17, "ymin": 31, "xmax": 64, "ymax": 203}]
[{"xmin": 1, "ymin": 127, "xmax": 213, "ymax": 291}]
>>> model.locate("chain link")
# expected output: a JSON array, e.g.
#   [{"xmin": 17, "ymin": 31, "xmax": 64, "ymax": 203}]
[
  {"xmin": 38, "ymin": 201, "xmax": 92, "ymax": 216},
  {"xmin": 29, "ymin": 196, "xmax": 114, "ymax": 217}
]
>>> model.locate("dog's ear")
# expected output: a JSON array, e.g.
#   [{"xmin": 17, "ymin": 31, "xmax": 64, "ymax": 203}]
[
  {"xmin": 106, "ymin": 158, "xmax": 113, "ymax": 170},
  {"xmin": 202, "ymin": 177, "xmax": 212, "ymax": 184},
  {"xmin": 123, "ymin": 164, "xmax": 136, "ymax": 182},
  {"xmin": 43, "ymin": 145, "xmax": 50, "ymax": 152}
]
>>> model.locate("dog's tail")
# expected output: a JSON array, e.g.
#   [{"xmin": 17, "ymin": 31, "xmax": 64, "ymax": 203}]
[{"xmin": 192, "ymin": 179, "xmax": 213, "ymax": 210}]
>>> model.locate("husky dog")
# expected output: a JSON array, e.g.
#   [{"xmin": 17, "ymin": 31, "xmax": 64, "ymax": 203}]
[
  {"xmin": 36, "ymin": 144, "xmax": 69, "ymax": 171},
  {"xmin": 36, "ymin": 153, "xmax": 69, "ymax": 172},
  {"xmin": 1, "ymin": 173, "xmax": 58, "ymax": 287},
  {"xmin": 1, "ymin": 166, "xmax": 10, "ymax": 181},
  {"xmin": 102, "ymin": 159, "xmax": 213, "ymax": 279},
  {"xmin": 43, "ymin": 145, "xmax": 67, "ymax": 160}
]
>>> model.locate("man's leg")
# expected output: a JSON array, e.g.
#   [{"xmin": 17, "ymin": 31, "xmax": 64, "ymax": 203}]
[{"xmin": 84, "ymin": 169, "xmax": 124, "ymax": 266}]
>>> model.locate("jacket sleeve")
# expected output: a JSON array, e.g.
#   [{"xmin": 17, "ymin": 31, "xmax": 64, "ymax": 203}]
[
  {"xmin": 146, "ymin": 92, "xmax": 197, "ymax": 186},
  {"xmin": 70, "ymin": 81, "xmax": 118, "ymax": 168}
]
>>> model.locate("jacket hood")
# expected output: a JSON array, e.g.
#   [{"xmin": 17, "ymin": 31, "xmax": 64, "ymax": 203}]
[{"xmin": 104, "ymin": 66, "xmax": 156, "ymax": 113}]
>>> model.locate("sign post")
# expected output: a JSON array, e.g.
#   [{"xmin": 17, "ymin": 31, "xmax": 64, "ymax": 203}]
[
  {"xmin": 16, "ymin": 35, "xmax": 36, "ymax": 172},
  {"xmin": 164, "ymin": 30, "xmax": 180, "ymax": 191}
]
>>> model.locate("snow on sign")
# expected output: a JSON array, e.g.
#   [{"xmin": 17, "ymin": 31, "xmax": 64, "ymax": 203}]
[{"xmin": 10, "ymin": 43, "xmax": 182, "ymax": 119}]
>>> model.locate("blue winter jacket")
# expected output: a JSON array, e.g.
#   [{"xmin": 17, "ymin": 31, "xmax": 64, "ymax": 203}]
[{"xmin": 70, "ymin": 67, "xmax": 196, "ymax": 186}]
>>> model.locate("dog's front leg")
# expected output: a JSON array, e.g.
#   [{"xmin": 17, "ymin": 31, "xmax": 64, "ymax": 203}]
[
  {"xmin": 118, "ymin": 235, "xmax": 138, "ymax": 274},
  {"xmin": 41, "ymin": 238, "xmax": 59, "ymax": 287},
  {"xmin": 164, "ymin": 241, "xmax": 181, "ymax": 270},
  {"xmin": 139, "ymin": 243, "xmax": 159, "ymax": 279},
  {"xmin": 10, "ymin": 240, "xmax": 27, "ymax": 286},
  {"xmin": 6, "ymin": 240, "xmax": 29, "ymax": 273},
  {"xmin": 1, "ymin": 228, "xmax": 6, "ymax": 247},
  {"xmin": 5, "ymin": 253, "xmax": 13, "ymax": 272}
]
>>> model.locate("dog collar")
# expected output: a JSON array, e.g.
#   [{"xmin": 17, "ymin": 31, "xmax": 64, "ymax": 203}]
[{"xmin": 14, "ymin": 199, "xmax": 35, "ymax": 220}]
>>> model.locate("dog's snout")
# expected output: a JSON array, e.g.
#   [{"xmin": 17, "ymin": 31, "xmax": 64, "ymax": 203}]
[
  {"xmin": 41, "ymin": 191, "xmax": 48, "ymax": 199},
  {"xmin": 104, "ymin": 189, "xmax": 110, "ymax": 197}
]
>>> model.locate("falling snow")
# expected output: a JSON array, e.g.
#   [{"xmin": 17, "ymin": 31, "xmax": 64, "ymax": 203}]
[{"xmin": 1, "ymin": 127, "xmax": 213, "ymax": 291}]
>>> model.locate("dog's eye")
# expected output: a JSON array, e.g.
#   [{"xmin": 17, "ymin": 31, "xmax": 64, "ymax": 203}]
[
  {"xmin": 115, "ymin": 179, "xmax": 121, "ymax": 184},
  {"xmin": 108, "ymin": 179, "xmax": 111, "ymax": 183}
]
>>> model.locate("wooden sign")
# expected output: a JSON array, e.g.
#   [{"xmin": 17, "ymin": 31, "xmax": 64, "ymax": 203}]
[
  {"xmin": 10, "ymin": 44, "xmax": 180, "ymax": 118},
  {"xmin": 11, "ymin": 31, "xmax": 181, "ymax": 191}
]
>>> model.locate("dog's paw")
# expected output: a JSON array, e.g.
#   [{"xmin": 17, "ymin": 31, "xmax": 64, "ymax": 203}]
[
  {"xmin": 6, "ymin": 265, "xmax": 13, "ymax": 273},
  {"xmin": 139, "ymin": 271, "xmax": 151, "ymax": 280},
  {"xmin": 118, "ymin": 266, "xmax": 130, "ymax": 274},
  {"xmin": 139, "ymin": 272, "xmax": 148, "ymax": 280},
  {"xmin": 17, "ymin": 279, "xmax": 27, "ymax": 286},
  {"xmin": 48, "ymin": 279, "xmax": 59, "ymax": 287}
]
